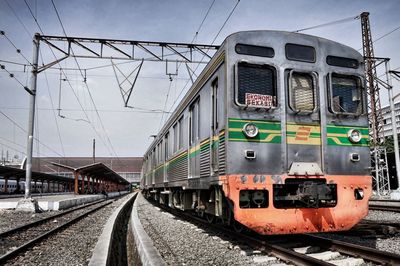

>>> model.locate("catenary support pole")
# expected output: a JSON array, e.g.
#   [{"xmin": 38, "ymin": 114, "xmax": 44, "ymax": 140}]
[
  {"xmin": 387, "ymin": 62, "xmax": 400, "ymax": 199},
  {"xmin": 25, "ymin": 33, "xmax": 40, "ymax": 199}
]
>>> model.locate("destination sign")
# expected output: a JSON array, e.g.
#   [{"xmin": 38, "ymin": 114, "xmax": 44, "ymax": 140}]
[{"xmin": 245, "ymin": 93, "xmax": 275, "ymax": 107}]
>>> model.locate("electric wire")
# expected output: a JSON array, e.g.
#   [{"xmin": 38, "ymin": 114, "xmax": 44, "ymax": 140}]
[
  {"xmin": 190, "ymin": 0, "xmax": 216, "ymax": 44},
  {"xmin": 158, "ymin": 79, "xmax": 174, "ymax": 131},
  {"xmin": 0, "ymin": 110, "xmax": 65, "ymax": 157},
  {"xmin": 40, "ymin": 51, "xmax": 66, "ymax": 157},
  {"xmin": 0, "ymin": 141, "xmax": 26, "ymax": 156},
  {"xmin": 0, "ymin": 107, "xmax": 169, "ymax": 114},
  {"xmin": 293, "ymin": 15, "xmax": 360, "ymax": 33},
  {"xmin": 0, "ymin": 60, "xmax": 28, "ymax": 67},
  {"xmin": 358, "ymin": 24, "xmax": 400, "ymax": 51},
  {"xmin": 24, "ymin": 0, "xmax": 114, "ymax": 158},
  {"xmin": 169, "ymin": 0, "xmax": 240, "ymax": 114},
  {"xmin": 5, "ymin": 0, "xmax": 66, "ymax": 158},
  {"xmin": 24, "ymin": 0, "xmax": 44, "ymax": 33},
  {"xmin": 4, "ymin": 0, "xmax": 32, "ymax": 39},
  {"xmin": 51, "ymin": 0, "xmax": 121, "ymax": 159},
  {"xmin": 0, "ymin": 64, "xmax": 31, "ymax": 94},
  {"xmin": 0, "ymin": 31, "xmax": 32, "ymax": 65}
]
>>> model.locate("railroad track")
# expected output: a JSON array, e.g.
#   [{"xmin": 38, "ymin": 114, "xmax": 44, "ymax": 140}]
[
  {"xmin": 369, "ymin": 204, "xmax": 400, "ymax": 212},
  {"xmin": 0, "ymin": 199, "xmax": 112, "ymax": 264},
  {"xmin": 154, "ymin": 201, "xmax": 400, "ymax": 265}
]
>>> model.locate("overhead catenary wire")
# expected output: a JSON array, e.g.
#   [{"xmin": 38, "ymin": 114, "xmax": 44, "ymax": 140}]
[
  {"xmin": 4, "ymin": 0, "xmax": 32, "ymax": 39},
  {"xmin": 24, "ymin": 0, "xmax": 44, "ymax": 33},
  {"xmin": 190, "ymin": 0, "xmax": 216, "ymax": 44},
  {"xmin": 293, "ymin": 15, "xmax": 360, "ymax": 33},
  {"xmin": 0, "ymin": 110, "xmax": 65, "ymax": 157},
  {"xmin": 23, "ymin": 0, "xmax": 115, "ymax": 158},
  {"xmin": 358, "ymin": 24, "xmax": 400, "ymax": 51},
  {"xmin": 0, "ymin": 30, "xmax": 33, "ymax": 66},
  {"xmin": 169, "ymin": 0, "xmax": 240, "ymax": 115},
  {"xmin": 0, "ymin": 106, "xmax": 169, "ymax": 114},
  {"xmin": 0, "ymin": 64, "xmax": 32, "ymax": 95},
  {"xmin": 51, "ymin": 0, "xmax": 121, "ymax": 159},
  {"xmin": 40, "ymin": 51, "xmax": 66, "ymax": 157},
  {"xmin": 158, "ymin": 78, "xmax": 174, "ymax": 131}
]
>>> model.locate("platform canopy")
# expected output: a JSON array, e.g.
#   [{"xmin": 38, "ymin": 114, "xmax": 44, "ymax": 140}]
[
  {"xmin": 74, "ymin": 162, "xmax": 130, "ymax": 185},
  {"xmin": 0, "ymin": 165, "xmax": 73, "ymax": 184}
]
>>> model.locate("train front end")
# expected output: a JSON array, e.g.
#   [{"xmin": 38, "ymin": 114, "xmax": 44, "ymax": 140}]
[{"xmin": 223, "ymin": 31, "xmax": 372, "ymax": 235}]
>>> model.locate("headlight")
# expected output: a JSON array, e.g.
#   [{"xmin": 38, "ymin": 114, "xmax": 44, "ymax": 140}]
[
  {"xmin": 348, "ymin": 129, "xmax": 362, "ymax": 143},
  {"xmin": 242, "ymin": 123, "xmax": 259, "ymax": 138}
]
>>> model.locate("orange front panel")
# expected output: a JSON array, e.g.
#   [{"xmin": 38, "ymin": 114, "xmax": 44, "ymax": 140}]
[{"xmin": 220, "ymin": 174, "xmax": 372, "ymax": 235}]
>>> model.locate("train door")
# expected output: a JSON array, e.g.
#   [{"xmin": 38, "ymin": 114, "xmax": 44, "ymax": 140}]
[
  {"xmin": 189, "ymin": 97, "xmax": 200, "ymax": 178},
  {"xmin": 285, "ymin": 70, "xmax": 323, "ymax": 175},
  {"xmin": 211, "ymin": 78, "xmax": 219, "ymax": 175}
]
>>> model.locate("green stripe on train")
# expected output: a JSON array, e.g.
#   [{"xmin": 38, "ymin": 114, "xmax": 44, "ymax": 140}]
[
  {"xmin": 228, "ymin": 118, "xmax": 281, "ymax": 143},
  {"xmin": 327, "ymin": 124, "xmax": 369, "ymax": 147}
]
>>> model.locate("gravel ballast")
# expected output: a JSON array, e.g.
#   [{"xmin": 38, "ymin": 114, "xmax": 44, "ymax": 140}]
[
  {"xmin": 137, "ymin": 194, "xmax": 400, "ymax": 265},
  {"xmin": 136, "ymin": 193, "xmax": 282, "ymax": 265},
  {"xmin": 2, "ymin": 195, "xmax": 131, "ymax": 266},
  {"xmin": 319, "ymin": 210, "xmax": 400, "ymax": 255}
]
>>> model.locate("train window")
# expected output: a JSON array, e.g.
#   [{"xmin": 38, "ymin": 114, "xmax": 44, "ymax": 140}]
[
  {"xmin": 327, "ymin": 56, "xmax": 359, "ymax": 69},
  {"xmin": 237, "ymin": 62, "xmax": 277, "ymax": 108},
  {"xmin": 288, "ymin": 72, "xmax": 315, "ymax": 112},
  {"xmin": 165, "ymin": 133, "xmax": 169, "ymax": 159},
  {"xmin": 285, "ymin": 43, "xmax": 315, "ymax": 63},
  {"xmin": 178, "ymin": 116, "xmax": 184, "ymax": 149},
  {"xmin": 173, "ymin": 123, "xmax": 178, "ymax": 152},
  {"xmin": 328, "ymin": 74, "xmax": 363, "ymax": 115},
  {"xmin": 189, "ymin": 98, "xmax": 200, "ymax": 145},
  {"xmin": 235, "ymin": 44, "xmax": 274, "ymax": 58}
]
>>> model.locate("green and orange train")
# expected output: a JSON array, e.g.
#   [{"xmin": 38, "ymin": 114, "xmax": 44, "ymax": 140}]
[{"xmin": 141, "ymin": 30, "xmax": 371, "ymax": 235}]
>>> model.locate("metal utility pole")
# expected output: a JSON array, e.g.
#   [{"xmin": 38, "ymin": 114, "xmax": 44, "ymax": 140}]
[
  {"xmin": 386, "ymin": 62, "xmax": 400, "ymax": 187},
  {"xmin": 25, "ymin": 33, "xmax": 40, "ymax": 199},
  {"xmin": 360, "ymin": 12, "xmax": 390, "ymax": 196}
]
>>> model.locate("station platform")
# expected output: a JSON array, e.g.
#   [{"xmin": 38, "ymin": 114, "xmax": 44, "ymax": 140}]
[{"xmin": 0, "ymin": 191, "xmax": 129, "ymax": 211}]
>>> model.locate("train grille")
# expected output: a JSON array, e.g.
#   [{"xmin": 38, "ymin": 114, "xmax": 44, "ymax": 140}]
[
  {"xmin": 218, "ymin": 134, "xmax": 226, "ymax": 175},
  {"xmin": 200, "ymin": 142, "xmax": 210, "ymax": 178}
]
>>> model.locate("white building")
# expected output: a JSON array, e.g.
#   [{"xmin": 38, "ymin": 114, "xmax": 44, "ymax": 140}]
[{"xmin": 381, "ymin": 102, "xmax": 400, "ymax": 138}]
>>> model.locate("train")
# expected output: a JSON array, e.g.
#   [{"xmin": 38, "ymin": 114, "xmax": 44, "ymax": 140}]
[
  {"xmin": 140, "ymin": 30, "xmax": 372, "ymax": 235},
  {"xmin": 0, "ymin": 179, "xmax": 48, "ymax": 194}
]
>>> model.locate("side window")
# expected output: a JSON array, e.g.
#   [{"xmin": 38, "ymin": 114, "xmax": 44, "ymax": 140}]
[
  {"xmin": 165, "ymin": 133, "xmax": 169, "ymax": 159},
  {"xmin": 189, "ymin": 98, "xmax": 200, "ymax": 145},
  {"xmin": 288, "ymin": 71, "xmax": 315, "ymax": 113},
  {"xmin": 328, "ymin": 74, "xmax": 362, "ymax": 115},
  {"xmin": 236, "ymin": 62, "xmax": 277, "ymax": 108},
  {"xmin": 178, "ymin": 116, "xmax": 184, "ymax": 149},
  {"xmin": 173, "ymin": 123, "xmax": 178, "ymax": 152}
]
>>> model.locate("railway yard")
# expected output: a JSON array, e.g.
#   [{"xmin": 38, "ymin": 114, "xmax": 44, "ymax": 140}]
[
  {"xmin": 0, "ymin": 192, "xmax": 398, "ymax": 265},
  {"xmin": 1, "ymin": 1, "xmax": 400, "ymax": 265}
]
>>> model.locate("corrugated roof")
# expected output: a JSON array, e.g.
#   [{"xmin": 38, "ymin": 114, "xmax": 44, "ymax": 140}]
[
  {"xmin": 0, "ymin": 165, "xmax": 74, "ymax": 183},
  {"xmin": 32, "ymin": 157, "xmax": 143, "ymax": 173}
]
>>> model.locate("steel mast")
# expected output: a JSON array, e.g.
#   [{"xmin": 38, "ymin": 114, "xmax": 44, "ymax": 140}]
[{"xmin": 360, "ymin": 12, "xmax": 390, "ymax": 196}]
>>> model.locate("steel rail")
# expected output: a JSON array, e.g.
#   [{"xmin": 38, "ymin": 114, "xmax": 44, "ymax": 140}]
[
  {"xmin": 152, "ymin": 198, "xmax": 400, "ymax": 265},
  {"xmin": 303, "ymin": 234, "xmax": 400, "ymax": 265},
  {"xmin": 0, "ymin": 201, "xmax": 112, "ymax": 263},
  {"xmin": 369, "ymin": 204, "xmax": 400, "ymax": 212},
  {"xmin": 157, "ymin": 204, "xmax": 333, "ymax": 266},
  {"xmin": 0, "ymin": 199, "xmax": 106, "ymax": 238}
]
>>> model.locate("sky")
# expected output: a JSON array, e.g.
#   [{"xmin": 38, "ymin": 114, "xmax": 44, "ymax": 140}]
[{"xmin": 0, "ymin": 0, "xmax": 399, "ymax": 160}]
